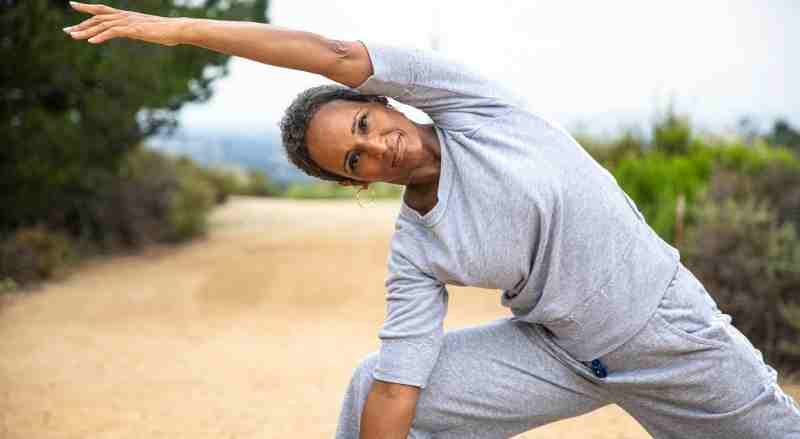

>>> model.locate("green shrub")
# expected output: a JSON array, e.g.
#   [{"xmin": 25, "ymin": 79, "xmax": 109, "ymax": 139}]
[
  {"xmin": 0, "ymin": 277, "xmax": 17, "ymax": 294},
  {"xmin": 704, "ymin": 157, "xmax": 800, "ymax": 232},
  {"xmin": 580, "ymin": 129, "xmax": 646, "ymax": 169},
  {"xmin": 0, "ymin": 225, "xmax": 75, "ymax": 285},
  {"xmin": 67, "ymin": 147, "xmax": 220, "ymax": 249},
  {"xmin": 612, "ymin": 148, "xmax": 714, "ymax": 243},
  {"xmin": 165, "ymin": 156, "xmax": 217, "ymax": 242},
  {"xmin": 682, "ymin": 174, "xmax": 800, "ymax": 371},
  {"xmin": 653, "ymin": 108, "xmax": 692, "ymax": 155},
  {"xmin": 610, "ymin": 140, "xmax": 800, "ymax": 245},
  {"xmin": 0, "ymin": 147, "xmax": 226, "ymax": 287},
  {"xmin": 77, "ymin": 147, "xmax": 178, "ymax": 249},
  {"xmin": 755, "ymin": 162, "xmax": 800, "ymax": 232},
  {"xmin": 243, "ymin": 169, "xmax": 282, "ymax": 197},
  {"xmin": 283, "ymin": 182, "xmax": 351, "ymax": 199},
  {"xmin": 198, "ymin": 166, "xmax": 245, "ymax": 204},
  {"xmin": 766, "ymin": 119, "xmax": 800, "ymax": 157},
  {"xmin": 282, "ymin": 181, "xmax": 403, "ymax": 200},
  {"xmin": 711, "ymin": 141, "xmax": 799, "ymax": 175}
]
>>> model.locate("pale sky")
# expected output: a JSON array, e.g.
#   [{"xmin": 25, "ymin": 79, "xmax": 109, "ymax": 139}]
[{"xmin": 177, "ymin": 0, "xmax": 799, "ymax": 137}]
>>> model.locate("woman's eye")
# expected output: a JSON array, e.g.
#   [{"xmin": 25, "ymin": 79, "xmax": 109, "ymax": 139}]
[
  {"xmin": 358, "ymin": 114, "xmax": 368, "ymax": 132},
  {"xmin": 348, "ymin": 152, "xmax": 360, "ymax": 172}
]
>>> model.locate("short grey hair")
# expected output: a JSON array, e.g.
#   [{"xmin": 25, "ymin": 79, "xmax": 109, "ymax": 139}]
[{"xmin": 279, "ymin": 84, "xmax": 388, "ymax": 182}]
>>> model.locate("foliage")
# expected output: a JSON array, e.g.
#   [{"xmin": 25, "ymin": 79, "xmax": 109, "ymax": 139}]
[
  {"xmin": 0, "ymin": 0, "xmax": 267, "ymax": 237},
  {"xmin": 578, "ymin": 128, "xmax": 646, "ymax": 169},
  {"xmin": 197, "ymin": 165, "xmax": 244, "ymax": 204},
  {"xmin": 653, "ymin": 105, "xmax": 693, "ymax": 155},
  {"xmin": 0, "ymin": 277, "xmax": 18, "ymax": 294},
  {"xmin": 611, "ymin": 148, "xmax": 714, "ymax": 243},
  {"xmin": 283, "ymin": 182, "xmax": 403, "ymax": 200},
  {"xmin": 111, "ymin": 147, "xmax": 218, "ymax": 245},
  {"xmin": 0, "ymin": 147, "xmax": 227, "ymax": 286},
  {"xmin": 682, "ymin": 170, "xmax": 800, "ymax": 371},
  {"xmin": 243, "ymin": 169, "xmax": 282, "ymax": 197},
  {"xmin": 767, "ymin": 119, "xmax": 800, "ymax": 156},
  {"xmin": 0, "ymin": 225, "xmax": 75, "ymax": 285},
  {"xmin": 710, "ymin": 141, "xmax": 799, "ymax": 175},
  {"xmin": 167, "ymin": 157, "xmax": 217, "ymax": 241},
  {"xmin": 595, "ymin": 106, "xmax": 800, "ymax": 245},
  {"xmin": 702, "ymin": 152, "xmax": 800, "ymax": 232}
]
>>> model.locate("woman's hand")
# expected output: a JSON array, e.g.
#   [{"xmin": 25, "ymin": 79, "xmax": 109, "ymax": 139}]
[{"xmin": 64, "ymin": 2, "xmax": 185, "ymax": 46}]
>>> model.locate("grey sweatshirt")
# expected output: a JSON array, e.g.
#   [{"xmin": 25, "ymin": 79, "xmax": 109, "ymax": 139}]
[{"xmin": 354, "ymin": 42, "xmax": 680, "ymax": 388}]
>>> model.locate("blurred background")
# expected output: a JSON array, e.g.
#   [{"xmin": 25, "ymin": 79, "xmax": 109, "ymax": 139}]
[{"xmin": 1, "ymin": 0, "xmax": 799, "ymax": 437}]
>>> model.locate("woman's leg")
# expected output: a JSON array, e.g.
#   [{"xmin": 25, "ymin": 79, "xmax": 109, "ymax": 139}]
[
  {"xmin": 587, "ymin": 264, "xmax": 800, "ymax": 438},
  {"xmin": 335, "ymin": 318, "xmax": 611, "ymax": 439}
]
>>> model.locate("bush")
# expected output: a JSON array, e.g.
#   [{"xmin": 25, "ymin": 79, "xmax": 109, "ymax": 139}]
[
  {"xmin": 0, "ymin": 277, "xmax": 17, "ymax": 294},
  {"xmin": 579, "ymin": 129, "xmax": 646, "ymax": 170},
  {"xmin": 75, "ymin": 149, "xmax": 176, "ymax": 250},
  {"xmin": 243, "ymin": 169, "xmax": 282, "ymax": 197},
  {"xmin": 705, "ymin": 158, "xmax": 800, "ymax": 233},
  {"xmin": 0, "ymin": 225, "xmax": 75, "ymax": 285},
  {"xmin": 609, "ymin": 140, "xmax": 800, "ymax": 245},
  {"xmin": 166, "ymin": 159, "xmax": 216, "ymax": 242},
  {"xmin": 653, "ymin": 107, "xmax": 693, "ymax": 155},
  {"xmin": 198, "ymin": 166, "xmax": 244, "ymax": 204},
  {"xmin": 711, "ymin": 141, "xmax": 798, "ymax": 175},
  {"xmin": 766, "ymin": 119, "xmax": 800, "ymax": 157},
  {"xmin": 682, "ymin": 175, "xmax": 800, "ymax": 371},
  {"xmin": 282, "ymin": 181, "xmax": 403, "ymax": 200},
  {"xmin": 756, "ymin": 162, "xmax": 800, "ymax": 232},
  {"xmin": 57, "ymin": 147, "xmax": 220, "ymax": 249},
  {"xmin": 0, "ymin": 147, "xmax": 225, "ymax": 288},
  {"xmin": 612, "ymin": 148, "xmax": 714, "ymax": 243}
]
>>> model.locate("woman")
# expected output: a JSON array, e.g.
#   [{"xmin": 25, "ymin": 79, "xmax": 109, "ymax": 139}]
[{"xmin": 65, "ymin": 3, "xmax": 800, "ymax": 438}]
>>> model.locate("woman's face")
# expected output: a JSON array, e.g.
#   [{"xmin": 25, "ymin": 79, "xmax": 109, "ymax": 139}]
[{"xmin": 306, "ymin": 99, "xmax": 425, "ymax": 186}]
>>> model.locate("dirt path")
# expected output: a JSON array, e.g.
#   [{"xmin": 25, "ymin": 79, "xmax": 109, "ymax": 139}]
[{"xmin": 1, "ymin": 197, "xmax": 797, "ymax": 438}]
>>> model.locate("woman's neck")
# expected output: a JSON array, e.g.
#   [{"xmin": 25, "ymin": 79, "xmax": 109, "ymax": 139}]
[
  {"xmin": 403, "ymin": 123, "xmax": 441, "ymax": 215},
  {"xmin": 406, "ymin": 122, "xmax": 441, "ymax": 187}
]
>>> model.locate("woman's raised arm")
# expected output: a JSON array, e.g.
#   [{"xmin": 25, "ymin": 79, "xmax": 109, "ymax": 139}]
[{"xmin": 64, "ymin": 2, "xmax": 373, "ymax": 88}]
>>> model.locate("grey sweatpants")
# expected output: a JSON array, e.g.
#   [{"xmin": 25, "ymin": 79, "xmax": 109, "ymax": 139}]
[{"xmin": 335, "ymin": 264, "xmax": 800, "ymax": 438}]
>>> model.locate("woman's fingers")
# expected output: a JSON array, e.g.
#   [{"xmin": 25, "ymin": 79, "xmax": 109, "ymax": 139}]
[
  {"xmin": 69, "ymin": 18, "xmax": 128, "ymax": 42},
  {"xmin": 69, "ymin": 1, "xmax": 118, "ymax": 16},
  {"xmin": 63, "ymin": 4, "xmax": 177, "ymax": 47},
  {"xmin": 87, "ymin": 26, "xmax": 129, "ymax": 44},
  {"xmin": 66, "ymin": 13, "xmax": 121, "ymax": 33}
]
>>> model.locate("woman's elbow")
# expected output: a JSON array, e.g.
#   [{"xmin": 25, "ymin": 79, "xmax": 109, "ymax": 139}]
[{"xmin": 324, "ymin": 39, "xmax": 373, "ymax": 88}]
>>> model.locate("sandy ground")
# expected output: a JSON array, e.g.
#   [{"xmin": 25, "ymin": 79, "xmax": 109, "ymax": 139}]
[{"xmin": 1, "ymin": 196, "xmax": 797, "ymax": 438}]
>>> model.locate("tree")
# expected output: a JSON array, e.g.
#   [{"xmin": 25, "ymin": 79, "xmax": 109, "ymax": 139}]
[
  {"xmin": 767, "ymin": 119, "xmax": 800, "ymax": 156},
  {"xmin": 652, "ymin": 103, "xmax": 692, "ymax": 155},
  {"xmin": 0, "ymin": 0, "xmax": 268, "ymax": 237}
]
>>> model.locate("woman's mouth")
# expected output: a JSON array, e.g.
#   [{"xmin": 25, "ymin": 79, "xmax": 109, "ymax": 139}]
[{"xmin": 392, "ymin": 133, "xmax": 404, "ymax": 168}]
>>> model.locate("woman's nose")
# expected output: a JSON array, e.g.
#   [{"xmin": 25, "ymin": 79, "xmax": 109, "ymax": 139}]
[{"xmin": 362, "ymin": 134, "xmax": 390, "ymax": 157}]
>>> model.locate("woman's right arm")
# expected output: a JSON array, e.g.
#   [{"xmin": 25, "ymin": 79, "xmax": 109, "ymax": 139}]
[{"xmin": 64, "ymin": 2, "xmax": 372, "ymax": 88}]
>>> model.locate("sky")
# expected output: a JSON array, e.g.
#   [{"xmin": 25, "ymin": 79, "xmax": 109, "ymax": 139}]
[{"xmin": 176, "ymin": 0, "xmax": 800, "ymax": 138}]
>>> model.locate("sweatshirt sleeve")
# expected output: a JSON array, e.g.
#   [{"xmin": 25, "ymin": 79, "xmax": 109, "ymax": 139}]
[
  {"xmin": 354, "ymin": 41, "xmax": 520, "ymax": 133},
  {"xmin": 374, "ymin": 231, "xmax": 448, "ymax": 388}
]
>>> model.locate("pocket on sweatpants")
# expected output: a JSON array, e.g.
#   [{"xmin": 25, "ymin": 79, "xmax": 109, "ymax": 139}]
[{"xmin": 652, "ymin": 266, "xmax": 728, "ymax": 350}]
